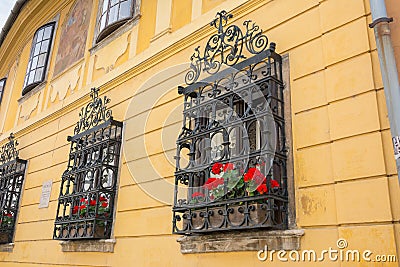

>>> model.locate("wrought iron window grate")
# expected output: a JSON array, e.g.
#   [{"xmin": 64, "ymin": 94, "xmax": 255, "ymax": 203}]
[
  {"xmin": 53, "ymin": 88, "xmax": 123, "ymax": 240},
  {"xmin": 0, "ymin": 134, "xmax": 27, "ymax": 244},
  {"xmin": 173, "ymin": 11, "xmax": 288, "ymax": 234}
]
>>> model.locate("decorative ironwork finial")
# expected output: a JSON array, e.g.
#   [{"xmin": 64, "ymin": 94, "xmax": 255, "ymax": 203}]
[
  {"xmin": 0, "ymin": 133, "xmax": 19, "ymax": 164},
  {"xmin": 185, "ymin": 10, "xmax": 271, "ymax": 85},
  {"xmin": 73, "ymin": 88, "xmax": 113, "ymax": 135}
]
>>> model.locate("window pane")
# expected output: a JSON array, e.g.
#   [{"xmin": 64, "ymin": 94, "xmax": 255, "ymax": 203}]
[
  {"xmin": 36, "ymin": 29, "xmax": 44, "ymax": 42},
  {"xmin": 102, "ymin": 0, "xmax": 109, "ymax": 12},
  {"xmin": 40, "ymin": 40, "xmax": 49, "ymax": 53},
  {"xmin": 110, "ymin": 0, "xmax": 118, "ymax": 6},
  {"xmin": 100, "ymin": 14, "xmax": 107, "ymax": 31},
  {"xmin": 34, "ymin": 68, "xmax": 44, "ymax": 82},
  {"xmin": 28, "ymin": 71, "xmax": 35, "ymax": 84},
  {"xmin": 119, "ymin": 1, "xmax": 131, "ymax": 19},
  {"xmin": 34, "ymin": 43, "xmax": 41, "ymax": 56},
  {"xmin": 108, "ymin": 6, "xmax": 118, "ymax": 24},
  {"xmin": 27, "ymin": 60, "xmax": 32, "ymax": 71},
  {"xmin": 43, "ymin": 26, "xmax": 52, "ymax": 40},
  {"xmin": 31, "ymin": 56, "xmax": 38, "ymax": 70},
  {"xmin": 38, "ymin": 54, "xmax": 46, "ymax": 67}
]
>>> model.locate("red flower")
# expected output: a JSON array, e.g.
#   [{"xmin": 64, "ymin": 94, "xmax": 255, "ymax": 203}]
[
  {"xmin": 79, "ymin": 205, "xmax": 87, "ymax": 210},
  {"xmin": 5, "ymin": 213, "xmax": 12, "ymax": 217},
  {"xmin": 223, "ymin": 163, "xmax": 235, "ymax": 171},
  {"xmin": 257, "ymin": 184, "xmax": 268, "ymax": 194},
  {"xmin": 99, "ymin": 196, "xmax": 107, "ymax": 202},
  {"xmin": 72, "ymin": 206, "xmax": 79, "ymax": 214},
  {"xmin": 192, "ymin": 192, "xmax": 205, "ymax": 198},
  {"xmin": 244, "ymin": 168, "xmax": 265, "ymax": 183},
  {"xmin": 89, "ymin": 200, "xmax": 97, "ymax": 206},
  {"xmin": 80, "ymin": 198, "xmax": 87, "ymax": 203},
  {"xmin": 271, "ymin": 179, "xmax": 280, "ymax": 188},
  {"xmin": 101, "ymin": 202, "xmax": 108, "ymax": 208},
  {"xmin": 203, "ymin": 177, "xmax": 224, "ymax": 190},
  {"xmin": 211, "ymin": 162, "xmax": 223, "ymax": 175}
]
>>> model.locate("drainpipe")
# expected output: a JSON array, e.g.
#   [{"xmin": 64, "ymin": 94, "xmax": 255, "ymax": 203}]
[{"xmin": 369, "ymin": 0, "xmax": 400, "ymax": 184}]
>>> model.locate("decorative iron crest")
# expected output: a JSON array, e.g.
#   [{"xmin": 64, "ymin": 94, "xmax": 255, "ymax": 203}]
[
  {"xmin": 0, "ymin": 133, "xmax": 19, "ymax": 164},
  {"xmin": 74, "ymin": 88, "xmax": 113, "ymax": 135},
  {"xmin": 185, "ymin": 10, "xmax": 270, "ymax": 85}
]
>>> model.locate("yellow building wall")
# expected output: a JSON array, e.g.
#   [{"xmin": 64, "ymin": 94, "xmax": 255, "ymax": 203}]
[{"xmin": 0, "ymin": 0, "xmax": 398, "ymax": 266}]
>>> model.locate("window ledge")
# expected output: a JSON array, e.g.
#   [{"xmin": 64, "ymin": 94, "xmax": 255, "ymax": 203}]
[
  {"xmin": 60, "ymin": 239, "xmax": 116, "ymax": 253},
  {"xmin": 177, "ymin": 229, "xmax": 305, "ymax": 254},
  {"xmin": 89, "ymin": 14, "xmax": 141, "ymax": 55},
  {"xmin": 0, "ymin": 243, "xmax": 14, "ymax": 252},
  {"xmin": 18, "ymin": 81, "xmax": 46, "ymax": 104}
]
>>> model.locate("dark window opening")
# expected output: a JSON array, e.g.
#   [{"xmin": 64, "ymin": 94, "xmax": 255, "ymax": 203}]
[
  {"xmin": 173, "ymin": 11, "xmax": 288, "ymax": 234},
  {"xmin": 96, "ymin": 0, "xmax": 134, "ymax": 43},
  {"xmin": 0, "ymin": 78, "xmax": 6, "ymax": 105},
  {"xmin": 0, "ymin": 134, "xmax": 27, "ymax": 244},
  {"xmin": 22, "ymin": 22, "xmax": 55, "ymax": 96},
  {"xmin": 53, "ymin": 88, "xmax": 123, "ymax": 240}
]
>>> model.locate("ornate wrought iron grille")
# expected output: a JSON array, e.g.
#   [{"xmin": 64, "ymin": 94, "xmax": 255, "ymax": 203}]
[
  {"xmin": 53, "ymin": 88, "xmax": 123, "ymax": 240},
  {"xmin": 173, "ymin": 11, "xmax": 287, "ymax": 234},
  {"xmin": 0, "ymin": 134, "xmax": 27, "ymax": 244}
]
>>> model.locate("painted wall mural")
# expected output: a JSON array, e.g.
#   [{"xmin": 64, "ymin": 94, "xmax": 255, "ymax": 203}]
[{"xmin": 54, "ymin": 0, "xmax": 93, "ymax": 76}]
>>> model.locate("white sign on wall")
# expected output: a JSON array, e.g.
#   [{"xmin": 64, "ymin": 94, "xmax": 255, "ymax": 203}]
[{"xmin": 38, "ymin": 180, "xmax": 53, "ymax": 209}]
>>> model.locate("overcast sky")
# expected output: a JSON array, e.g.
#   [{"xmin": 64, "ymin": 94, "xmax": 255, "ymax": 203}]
[{"xmin": 0, "ymin": 0, "xmax": 16, "ymax": 30}]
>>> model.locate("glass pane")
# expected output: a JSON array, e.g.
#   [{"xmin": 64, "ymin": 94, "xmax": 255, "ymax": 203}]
[
  {"xmin": 108, "ymin": 6, "xmax": 118, "ymax": 24},
  {"xmin": 36, "ymin": 29, "xmax": 44, "ymax": 42},
  {"xmin": 102, "ymin": 0, "xmax": 109, "ymax": 12},
  {"xmin": 43, "ymin": 26, "xmax": 52, "ymax": 40},
  {"xmin": 100, "ymin": 14, "xmax": 107, "ymax": 31},
  {"xmin": 28, "ymin": 71, "xmax": 35, "ymax": 84},
  {"xmin": 40, "ymin": 40, "xmax": 49, "ymax": 53},
  {"xmin": 34, "ymin": 43, "xmax": 41, "ymax": 56},
  {"xmin": 27, "ymin": 60, "xmax": 32, "ymax": 71},
  {"xmin": 111, "ymin": 0, "xmax": 118, "ymax": 6},
  {"xmin": 119, "ymin": 1, "xmax": 131, "ymax": 19},
  {"xmin": 31, "ymin": 56, "xmax": 38, "ymax": 70},
  {"xmin": 0, "ymin": 79, "xmax": 5, "ymax": 88},
  {"xmin": 34, "ymin": 68, "xmax": 44, "ymax": 82},
  {"xmin": 24, "ymin": 76, "xmax": 28, "ymax": 87},
  {"xmin": 37, "ymin": 54, "xmax": 46, "ymax": 67}
]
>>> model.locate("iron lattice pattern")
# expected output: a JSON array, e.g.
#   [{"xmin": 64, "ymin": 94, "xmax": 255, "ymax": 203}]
[
  {"xmin": 0, "ymin": 134, "xmax": 26, "ymax": 244},
  {"xmin": 173, "ymin": 11, "xmax": 288, "ymax": 234},
  {"xmin": 54, "ymin": 88, "xmax": 123, "ymax": 240}
]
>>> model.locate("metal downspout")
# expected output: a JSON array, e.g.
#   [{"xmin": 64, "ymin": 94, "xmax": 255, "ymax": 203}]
[{"xmin": 369, "ymin": 0, "xmax": 400, "ymax": 184}]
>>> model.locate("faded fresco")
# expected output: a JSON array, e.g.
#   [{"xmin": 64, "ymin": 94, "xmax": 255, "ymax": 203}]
[{"xmin": 54, "ymin": 0, "xmax": 93, "ymax": 76}]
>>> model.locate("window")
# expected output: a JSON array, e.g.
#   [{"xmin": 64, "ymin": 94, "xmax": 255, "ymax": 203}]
[
  {"xmin": 53, "ymin": 88, "xmax": 123, "ymax": 240},
  {"xmin": 96, "ymin": 0, "xmax": 135, "ymax": 43},
  {"xmin": 0, "ymin": 134, "xmax": 27, "ymax": 244},
  {"xmin": 22, "ymin": 22, "xmax": 55, "ymax": 96},
  {"xmin": 172, "ymin": 11, "xmax": 288, "ymax": 234},
  {"xmin": 0, "ymin": 78, "xmax": 6, "ymax": 105}
]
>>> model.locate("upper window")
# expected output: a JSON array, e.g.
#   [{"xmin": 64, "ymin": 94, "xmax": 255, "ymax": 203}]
[
  {"xmin": 0, "ymin": 134, "xmax": 27, "ymax": 244},
  {"xmin": 0, "ymin": 78, "xmax": 6, "ymax": 105},
  {"xmin": 53, "ymin": 88, "xmax": 123, "ymax": 240},
  {"xmin": 22, "ymin": 22, "xmax": 55, "ymax": 96},
  {"xmin": 97, "ymin": 0, "xmax": 134, "ymax": 43},
  {"xmin": 172, "ymin": 11, "xmax": 288, "ymax": 234}
]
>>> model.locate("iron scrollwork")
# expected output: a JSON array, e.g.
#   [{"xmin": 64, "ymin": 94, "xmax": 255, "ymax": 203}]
[
  {"xmin": 185, "ymin": 10, "xmax": 269, "ymax": 85},
  {"xmin": 173, "ymin": 11, "xmax": 288, "ymax": 235},
  {"xmin": 74, "ymin": 88, "xmax": 113, "ymax": 135},
  {"xmin": 53, "ymin": 88, "xmax": 123, "ymax": 240},
  {"xmin": 0, "ymin": 134, "xmax": 27, "ymax": 244}
]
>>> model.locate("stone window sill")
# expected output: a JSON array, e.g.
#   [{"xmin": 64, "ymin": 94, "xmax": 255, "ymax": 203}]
[
  {"xmin": 0, "ymin": 243, "xmax": 14, "ymax": 252},
  {"xmin": 60, "ymin": 239, "xmax": 116, "ymax": 253},
  {"xmin": 177, "ymin": 229, "xmax": 305, "ymax": 254}
]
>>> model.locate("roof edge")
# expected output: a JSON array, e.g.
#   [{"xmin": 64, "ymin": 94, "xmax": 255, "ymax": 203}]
[{"xmin": 0, "ymin": 0, "xmax": 29, "ymax": 49}]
